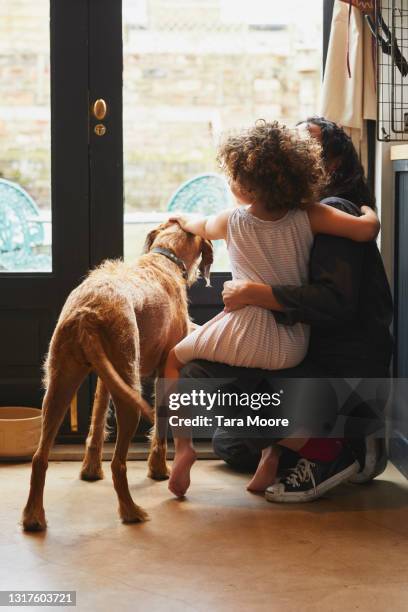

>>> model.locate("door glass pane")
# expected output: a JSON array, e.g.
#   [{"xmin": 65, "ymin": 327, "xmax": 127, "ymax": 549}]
[
  {"xmin": 123, "ymin": 0, "xmax": 322, "ymax": 271},
  {"xmin": 0, "ymin": 1, "xmax": 52, "ymax": 272}
]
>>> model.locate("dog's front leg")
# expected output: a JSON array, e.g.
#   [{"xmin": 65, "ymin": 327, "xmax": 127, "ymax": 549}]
[{"xmin": 147, "ymin": 375, "xmax": 170, "ymax": 480}]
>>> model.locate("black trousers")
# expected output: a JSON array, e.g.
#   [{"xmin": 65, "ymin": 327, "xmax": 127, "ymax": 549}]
[{"xmin": 178, "ymin": 359, "xmax": 389, "ymax": 471}]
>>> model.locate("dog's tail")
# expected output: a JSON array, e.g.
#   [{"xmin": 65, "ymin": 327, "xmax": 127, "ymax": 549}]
[{"xmin": 80, "ymin": 324, "xmax": 154, "ymax": 424}]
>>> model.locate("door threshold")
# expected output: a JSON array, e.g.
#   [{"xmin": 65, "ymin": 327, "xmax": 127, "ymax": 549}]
[{"xmin": 50, "ymin": 441, "xmax": 217, "ymax": 461}]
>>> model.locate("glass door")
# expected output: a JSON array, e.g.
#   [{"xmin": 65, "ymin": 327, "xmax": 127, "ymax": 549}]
[
  {"xmin": 0, "ymin": 0, "xmax": 324, "ymax": 440},
  {"xmin": 0, "ymin": 1, "xmax": 91, "ymax": 437}
]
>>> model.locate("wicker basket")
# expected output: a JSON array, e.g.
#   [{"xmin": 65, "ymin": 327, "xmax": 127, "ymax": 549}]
[{"xmin": 0, "ymin": 407, "xmax": 42, "ymax": 460}]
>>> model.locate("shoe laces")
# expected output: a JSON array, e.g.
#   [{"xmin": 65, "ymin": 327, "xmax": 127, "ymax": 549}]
[{"xmin": 285, "ymin": 459, "xmax": 317, "ymax": 494}]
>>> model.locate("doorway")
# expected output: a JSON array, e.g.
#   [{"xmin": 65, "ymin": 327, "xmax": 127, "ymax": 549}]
[{"xmin": 0, "ymin": 0, "xmax": 323, "ymax": 439}]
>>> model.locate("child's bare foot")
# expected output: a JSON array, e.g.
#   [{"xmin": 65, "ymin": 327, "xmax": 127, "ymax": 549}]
[
  {"xmin": 247, "ymin": 446, "xmax": 280, "ymax": 493},
  {"xmin": 168, "ymin": 446, "xmax": 197, "ymax": 497}
]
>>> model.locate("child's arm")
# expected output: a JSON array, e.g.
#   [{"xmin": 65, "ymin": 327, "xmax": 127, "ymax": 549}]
[
  {"xmin": 169, "ymin": 208, "xmax": 233, "ymax": 240},
  {"xmin": 308, "ymin": 203, "xmax": 380, "ymax": 242}
]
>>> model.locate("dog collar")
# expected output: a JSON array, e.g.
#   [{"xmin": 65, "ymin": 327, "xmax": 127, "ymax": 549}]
[{"xmin": 151, "ymin": 247, "xmax": 188, "ymax": 280}]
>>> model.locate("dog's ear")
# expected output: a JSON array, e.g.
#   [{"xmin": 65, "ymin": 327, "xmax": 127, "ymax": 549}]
[
  {"xmin": 142, "ymin": 227, "xmax": 160, "ymax": 254},
  {"xmin": 142, "ymin": 220, "xmax": 178, "ymax": 254},
  {"xmin": 199, "ymin": 239, "xmax": 213, "ymax": 284}
]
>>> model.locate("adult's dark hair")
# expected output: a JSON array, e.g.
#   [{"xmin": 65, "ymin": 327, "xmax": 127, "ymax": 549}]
[{"xmin": 300, "ymin": 116, "xmax": 375, "ymax": 209}]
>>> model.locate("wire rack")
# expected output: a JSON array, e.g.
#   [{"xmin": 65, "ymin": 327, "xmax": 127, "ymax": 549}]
[{"xmin": 376, "ymin": 0, "xmax": 408, "ymax": 141}]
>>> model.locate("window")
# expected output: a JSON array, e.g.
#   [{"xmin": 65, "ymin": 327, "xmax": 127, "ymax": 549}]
[
  {"xmin": 0, "ymin": 0, "xmax": 52, "ymax": 272},
  {"xmin": 123, "ymin": 0, "xmax": 323, "ymax": 270}
]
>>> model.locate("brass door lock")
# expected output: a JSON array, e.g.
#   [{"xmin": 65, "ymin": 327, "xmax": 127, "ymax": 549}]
[
  {"xmin": 94, "ymin": 123, "xmax": 106, "ymax": 136},
  {"xmin": 92, "ymin": 99, "xmax": 108, "ymax": 136}
]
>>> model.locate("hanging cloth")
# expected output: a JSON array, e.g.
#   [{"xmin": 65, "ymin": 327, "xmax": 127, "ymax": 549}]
[
  {"xmin": 339, "ymin": 0, "xmax": 374, "ymax": 77},
  {"xmin": 321, "ymin": 1, "xmax": 376, "ymax": 130},
  {"xmin": 320, "ymin": 1, "xmax": 376, "ymax": 167}
]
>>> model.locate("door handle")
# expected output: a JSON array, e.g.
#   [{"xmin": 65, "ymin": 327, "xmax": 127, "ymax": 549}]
[{"xmin": 92, "ymin": 98, "xmax": 108, "ymax": 120}]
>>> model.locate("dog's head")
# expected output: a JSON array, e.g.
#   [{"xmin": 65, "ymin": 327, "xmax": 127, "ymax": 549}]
[{"xmin": 143, "ymin": 220, "xmax": 213, "ymax": 285}]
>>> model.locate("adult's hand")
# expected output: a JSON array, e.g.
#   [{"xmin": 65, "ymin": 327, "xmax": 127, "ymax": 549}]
[
  {"xmin": 222, "ymin": 280, "xmax": 250, "ymax": 312},
  {"xmin": 223, "ymin": 280, "xmax": 284, "ymax": 313}
]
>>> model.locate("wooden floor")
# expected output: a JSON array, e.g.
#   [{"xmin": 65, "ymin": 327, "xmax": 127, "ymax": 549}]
[{"xmin": 1, "ymin": 460, "xmax": 407, "ymax": 611}]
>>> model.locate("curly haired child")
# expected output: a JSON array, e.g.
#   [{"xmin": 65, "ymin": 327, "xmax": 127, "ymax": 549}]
[{"xmin": 164, "ymin": 120, "xmax": 380, "ymax": 497}]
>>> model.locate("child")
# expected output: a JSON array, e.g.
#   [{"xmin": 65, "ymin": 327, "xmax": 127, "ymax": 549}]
[{"xmin": 164, "ymin": 120, "xmax": 380, "ymax": 498}]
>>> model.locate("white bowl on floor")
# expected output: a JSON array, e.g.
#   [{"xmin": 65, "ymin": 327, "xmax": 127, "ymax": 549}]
[{"xmin": 0, "ymin": 407, "xmax": 42, "ymax": 460}]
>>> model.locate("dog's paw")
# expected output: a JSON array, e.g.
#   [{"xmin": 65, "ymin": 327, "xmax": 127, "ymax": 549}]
[
  {"xmin": 80, "ymin": 466, "xmax": 104, "ymax": 482},
  {"xmin": 22, "ymin": 508, "xmax": 47, "ymax": 532},
  {"xmin": 147, "ymin": 453, "xmax": 171, "ymax": 480},
  {"xmin": 120, "ymin": 503, "xmax": 149, "ymax": 524},
  {"xmin": 147, "ymin": 460, "xmax": 171, "ymax": 481}
]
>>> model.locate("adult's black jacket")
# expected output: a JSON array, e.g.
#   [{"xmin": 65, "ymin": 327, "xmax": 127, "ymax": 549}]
[{"xmin": 273, "ymin": 198, "xmax": 393, "ymax": 377}]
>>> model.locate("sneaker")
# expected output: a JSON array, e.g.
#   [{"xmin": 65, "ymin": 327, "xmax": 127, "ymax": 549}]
[
  {"xmin": 265, "ymin": 449, "xmax": 359, "ymax": 503},
  {"xmin": 348, "ymin": 436, "xmax": 388, "ymax": 484}
]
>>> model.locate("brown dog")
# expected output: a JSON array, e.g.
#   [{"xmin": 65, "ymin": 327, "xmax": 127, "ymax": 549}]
[{"xmin": 22, "ymin": 221, "xmax": 213, "ymax": 531}]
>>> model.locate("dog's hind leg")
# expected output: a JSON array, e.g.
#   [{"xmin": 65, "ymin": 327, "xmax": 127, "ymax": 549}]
[
  {"xmin": 22, "ymin": 359, "xmax": 89, "ymax": 532},
  {"xmin": 147, "ymin": 382, "xmax": 170, "ymax": 480},
  {"xmin": 80, "ymin": 377, "xmax": 110, "ymax": 481},
  {"xmin": 98, "ymin": 323, "xmax": 148, "ymax": 522},
  {"xmin": 111, "ymin": 399, "xmax": 148, "ymax": 524}
]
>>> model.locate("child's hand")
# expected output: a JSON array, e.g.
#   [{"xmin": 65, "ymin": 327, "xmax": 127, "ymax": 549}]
[
  {"xmin": 360, "ymin": 205, "xmax": 380, "ymax": 239},
  {"xmin": 168, "ymin": 213, "xmax": 211, "ymax": 238},
  {"xmin": 361, "ymin": 205, "xmax": 376, "ymax": 217},
  {"xmin": 169, "ymin": 214, "xmax": 190, "ymax": 230}
]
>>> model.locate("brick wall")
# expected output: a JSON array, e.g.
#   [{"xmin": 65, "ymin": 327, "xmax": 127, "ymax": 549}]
[
  {"xmin": 0, "ymin": 0, "xmax": 321, "ymax": 212},
  {"xmin": 0, "ymin": 0, "xmax": 50, "ymax": 208}
]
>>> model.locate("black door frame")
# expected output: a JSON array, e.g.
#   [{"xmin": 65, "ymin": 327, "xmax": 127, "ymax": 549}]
[
  {"xmin": 89, "ymin": 1, "xmax": 124, "ymax": 268},
  {"xmin": 0, "ymin": 1, "xmax": 91, "ymax": 437},
  {"xmin": 323, "ymin": 0, "xmax": 335, "ymax": 72},
  {"xmin": 391, "ymin": 160, "xmax": 408, "ymax": 477}
]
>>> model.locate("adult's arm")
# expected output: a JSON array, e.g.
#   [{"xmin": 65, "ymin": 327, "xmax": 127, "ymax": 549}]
[
  {"xmin": 223, "ymin": 280, "xmax": 285, "ymax": 312},
  {"xmin": 273, "ymin": 198, "xmax": 366, "ymax": 327},
  {"xmin": 273, "ymin": 232, "xmax": 365, "ymax": 326}
]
